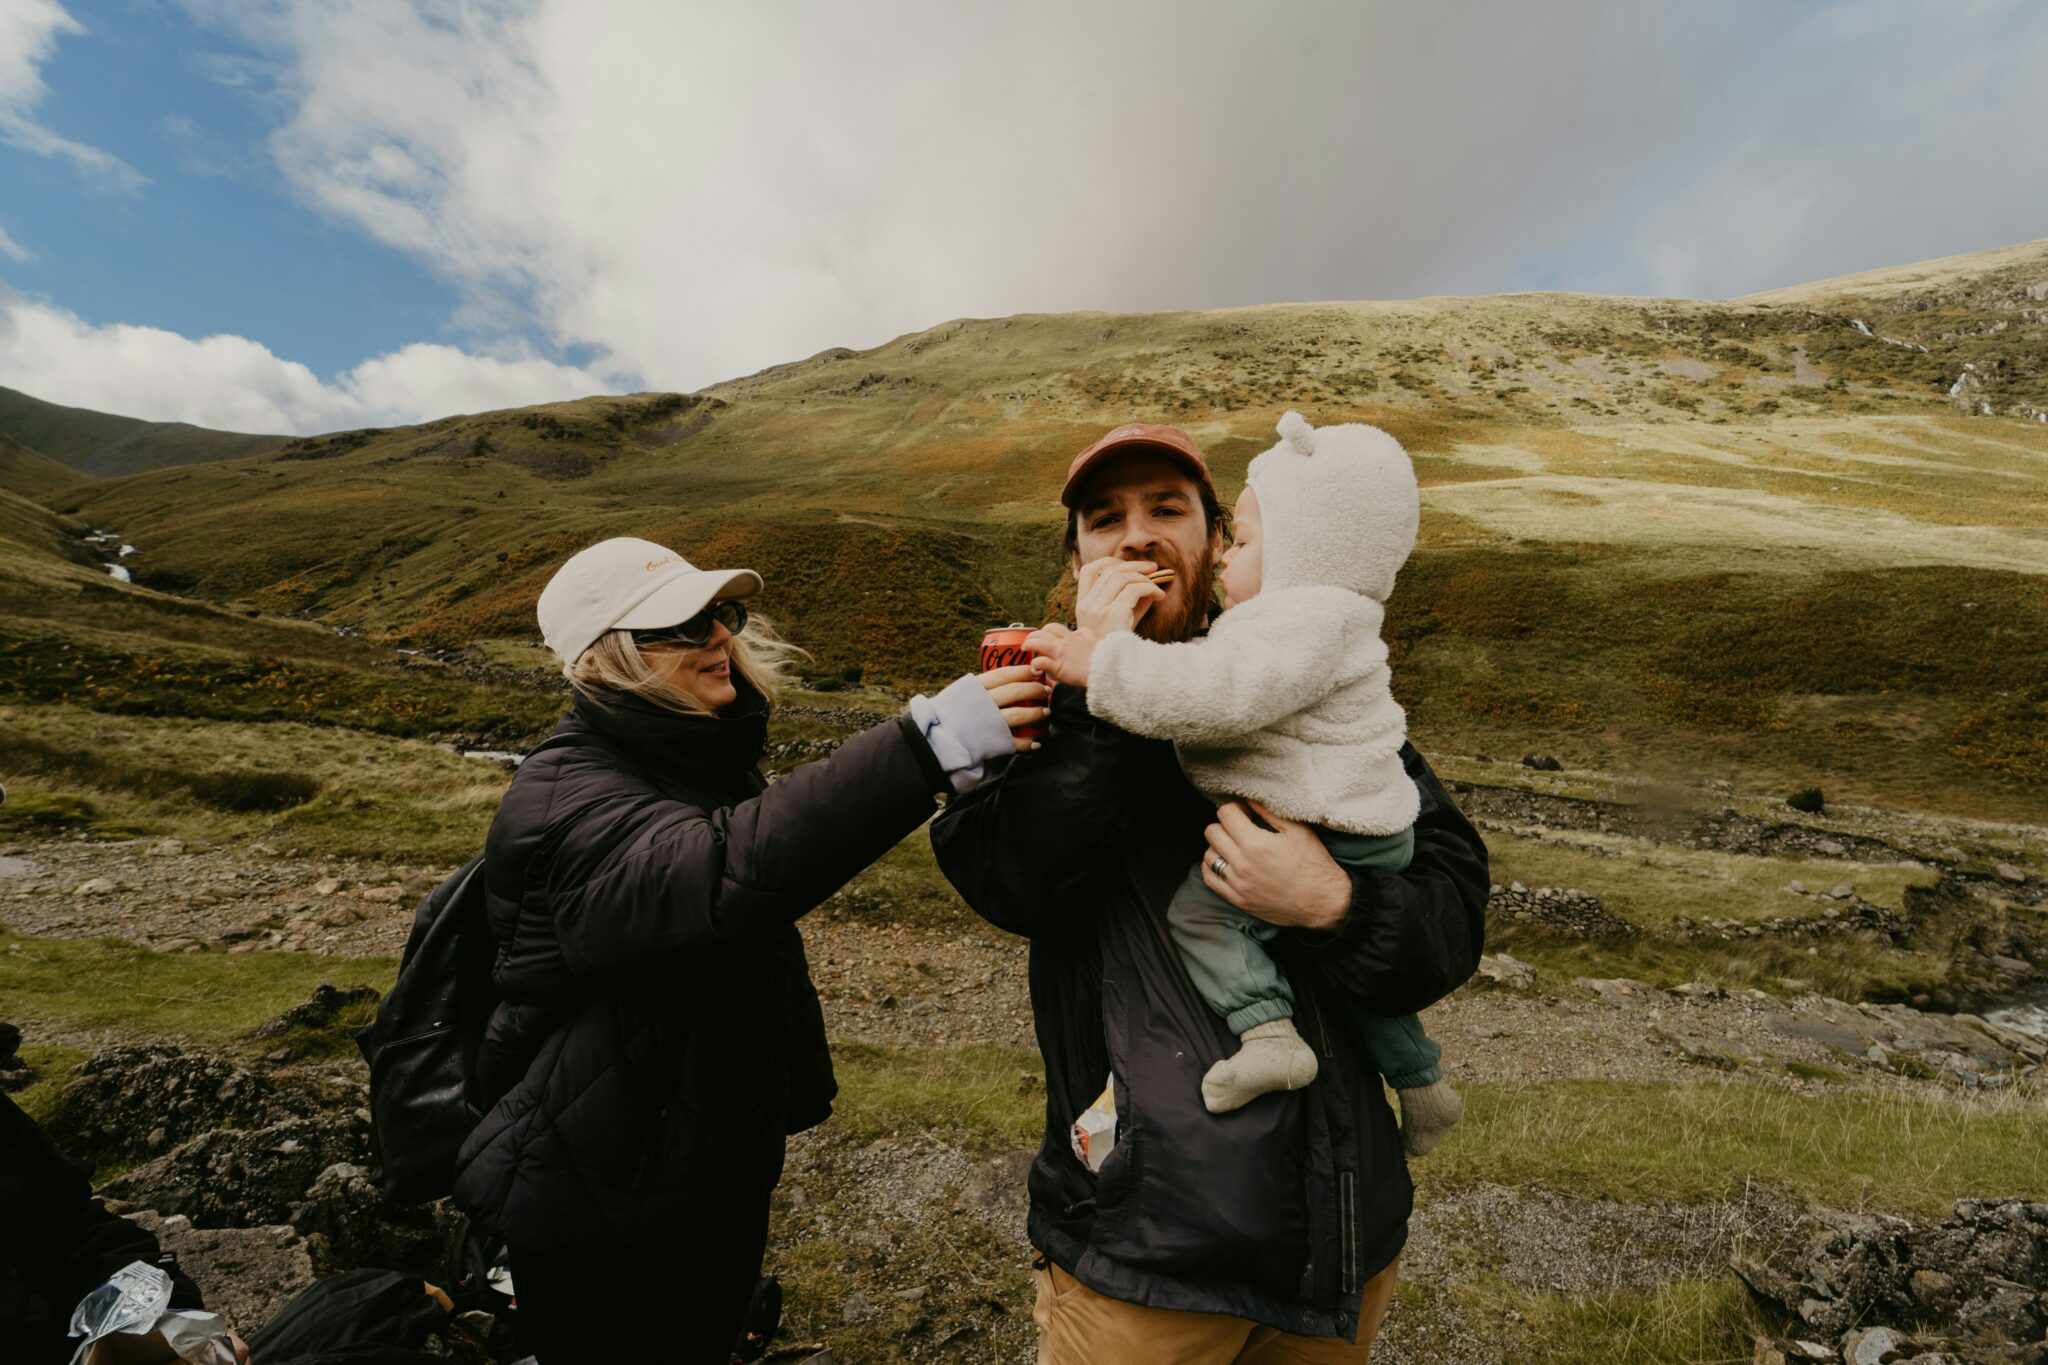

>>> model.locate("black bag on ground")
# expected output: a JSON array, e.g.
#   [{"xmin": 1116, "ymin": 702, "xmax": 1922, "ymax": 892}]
[{"xmin": 244, "ymin": 1268, "xmax": 450, "ymax": 1364}]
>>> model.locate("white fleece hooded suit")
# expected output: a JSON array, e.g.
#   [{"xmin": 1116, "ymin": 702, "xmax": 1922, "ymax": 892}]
[{"xmin": 1087, "ymin": 410, "xmax": 1422, "ymax": 833}]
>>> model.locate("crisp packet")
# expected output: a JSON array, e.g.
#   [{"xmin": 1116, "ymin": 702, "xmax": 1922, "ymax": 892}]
[
  {"xmin": 68, "ymin": 1261, "xmax": 237, "ymax": 1365},
  {"xmin": 1069, "ymin": 1073, "xmax": 1118, "ymax": 1172}
]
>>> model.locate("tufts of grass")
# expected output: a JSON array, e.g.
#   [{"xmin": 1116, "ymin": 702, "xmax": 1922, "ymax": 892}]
[
  {"xmin": 1, "ymin": 703, "xmax": 515, "ymax": 863},
  {"xmin": 827, "ymin": 1041, "xmax": 1045, "ymax": 1152},
  {"xmin": 1947, "ymin": 682, "xmax": 2048, "ymax": 786},
  {"xmin": 1391, "ymin": 551, "xmax": 2048, "ymax": 821},
  {"xmin": 0, "ymin": 788, "xmax": 101, "ymax": 833},
  {"xmin": 0, "ymin": 928, "xmax": 395, "ymax": 1050},
  {"xmin": 771, "ymin": 1187, "xmax": 1035, "ymax": 1365},
  {"xmin": 4, "ymin": 1042, "xmax": 92, "ymax": 1126},
  {"xmin": 1421, "ymin": 1079, "xmax": 2047, "ymax": 1218},
  {"xmin": 6, "ymin": 734, "xmax": 322, "ymax": 813},
  {"xmin": 0, "ymin": 623, "xmax": 561, "ymax": 744},
  {"xmin": 252, "ymin": 992, "xmax": 383, "ymax": 1064},
  {"xmin": 1487, "ymin": 1277, "xmax": 1763, "ymax": 1365}
]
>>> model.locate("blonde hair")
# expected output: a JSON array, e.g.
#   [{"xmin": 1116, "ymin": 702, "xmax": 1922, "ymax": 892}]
[{"xmin": 568, "ymin": 609, "xmax": 810, "ymax": 717}]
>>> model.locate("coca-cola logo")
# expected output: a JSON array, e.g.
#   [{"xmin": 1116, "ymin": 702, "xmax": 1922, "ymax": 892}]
[{"xmin": 980, "ymin": 643, "xmax": 1035, "ymax": 670}]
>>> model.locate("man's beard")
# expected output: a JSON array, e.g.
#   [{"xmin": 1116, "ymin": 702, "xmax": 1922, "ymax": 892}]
[{"xmin": 1130, "ymin": 540, "xmax": 1217, "ymax": 643}]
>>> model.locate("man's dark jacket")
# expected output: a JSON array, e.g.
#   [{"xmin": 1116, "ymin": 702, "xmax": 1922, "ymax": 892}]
[
  {"xmin": 2, "ymin": 1090, "xmax": 205, "ymax": 1365},
  {"xmin": 930, "ymin": 685, "xmax": 1487, "ymax": 1338},
  {"xmin": 452, "ymin": 683, "xmax": 951, "ymax": 1253}
]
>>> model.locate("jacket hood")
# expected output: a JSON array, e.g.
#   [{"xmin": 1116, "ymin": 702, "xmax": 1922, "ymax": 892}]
[{"xmin": 1246, "ymin": 411, "xmax": 1418, "ymax": 601}]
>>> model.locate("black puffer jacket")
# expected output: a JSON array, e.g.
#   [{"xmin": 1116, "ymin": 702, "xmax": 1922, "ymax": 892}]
[
  {"xmin": 931, "ymin": 685, "xmax": 1487, "ymax": 1337},
  {"xmin": 452, "ymin": 681, "xmax": 951, "ymax": 1252}
]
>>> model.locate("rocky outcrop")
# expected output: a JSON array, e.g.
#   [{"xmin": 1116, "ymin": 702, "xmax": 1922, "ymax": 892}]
[
  {"xmin": 1473, "ymin": 952, "xmax": 1539, "ymax": 992},
  {"xmin": 1768, "ymin": 995, "xmax": 2042, "ymax": 1085},
  {"xmin": 289, "ymin": 1160, "xmax": 455, "ymax": 1278},
  {"xmin": 102, "ymin": 1113, "xmax": 372, "ymax": 1228},
  {"xmin": 48, "ymin": 1030, "xmax": 458, "ymax": 1295},
  {"xmin": 42, "ymin": 1044, "xmax": 320, "ymax": 1162},
  {"xmin": 1739, "ymin": 1198, "xmax": 2048, "ymax": 1362}
]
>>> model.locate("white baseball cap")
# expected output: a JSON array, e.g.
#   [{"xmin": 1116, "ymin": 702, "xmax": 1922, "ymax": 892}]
[{"xmin": 538, "ymin": 537, "xmax": 762, "ymax": 667}]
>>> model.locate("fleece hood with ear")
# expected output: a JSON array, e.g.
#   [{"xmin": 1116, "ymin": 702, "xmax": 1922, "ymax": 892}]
[{"xmin": 1246, "ymin": 411, "xmax": 1418, "ymax": 601}]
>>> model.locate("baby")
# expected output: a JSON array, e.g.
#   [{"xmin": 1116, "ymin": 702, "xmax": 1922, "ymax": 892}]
[{"xmin": 1025, "ymin": 411, "xmax": 1462, "ymax": 1155}]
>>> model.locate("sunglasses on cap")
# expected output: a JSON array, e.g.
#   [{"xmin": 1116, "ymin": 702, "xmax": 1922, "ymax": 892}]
[{"xmin": 630, "ymin": 599, "xmax": 748, "ymax": 649}]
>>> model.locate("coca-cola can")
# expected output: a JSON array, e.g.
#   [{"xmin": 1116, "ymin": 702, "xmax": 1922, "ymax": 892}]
[{"xmin": 980, "ymin": 622, "xmax": 1048, "ymax": 741}]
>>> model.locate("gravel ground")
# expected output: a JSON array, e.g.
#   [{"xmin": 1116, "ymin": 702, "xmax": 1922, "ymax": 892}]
[{"xmin": 0, "ymin": 837, "xmax": 433, "ymax": 956}]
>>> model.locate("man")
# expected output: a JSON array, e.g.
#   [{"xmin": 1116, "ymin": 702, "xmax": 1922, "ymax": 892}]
[{"xmin": 931, "ymin": 423, "xmax": 1488, "ymax": 1361}]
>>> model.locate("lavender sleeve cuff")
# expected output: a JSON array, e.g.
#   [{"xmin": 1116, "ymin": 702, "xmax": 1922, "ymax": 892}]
[{"xmin": 909, "ymin": 673, "xmax": 1014, "ymax": 794}]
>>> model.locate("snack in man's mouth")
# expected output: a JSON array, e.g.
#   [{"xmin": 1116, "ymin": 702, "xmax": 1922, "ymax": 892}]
[{"xmin": 1143, "ymin": 569, "xmax": 1176, "ymax": 585}]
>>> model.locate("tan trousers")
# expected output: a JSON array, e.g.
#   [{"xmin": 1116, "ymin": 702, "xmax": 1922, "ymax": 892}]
[{"xmin": 1032, "ymin": 1259, "xmax": 1399, "ymax": 1364}]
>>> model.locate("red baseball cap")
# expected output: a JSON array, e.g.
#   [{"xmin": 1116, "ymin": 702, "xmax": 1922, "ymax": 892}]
[{"xmin": 1059, "ymin": 423, "xmax": 1214, "ymax": 509}]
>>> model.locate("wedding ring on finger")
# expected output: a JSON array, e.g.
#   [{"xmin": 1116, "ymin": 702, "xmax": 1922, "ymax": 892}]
[{"xmin": 1209, "ymin": 855, "xmax": 1230, "ymax": 880}]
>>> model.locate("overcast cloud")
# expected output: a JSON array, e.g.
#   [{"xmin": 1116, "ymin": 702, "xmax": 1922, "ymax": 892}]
[{"xmin": 4, "ymin": 0, "xmax": 2047, "ymax": 433}]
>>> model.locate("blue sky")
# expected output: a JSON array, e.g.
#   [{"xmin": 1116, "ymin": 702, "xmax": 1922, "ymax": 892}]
[
  {"xmin": 5, "ymin": 1, "xmax": 460, "ymax": 375},
  {"xmin": 2, "ymin": 0, "xmax": 2045, "ymax": 436}
]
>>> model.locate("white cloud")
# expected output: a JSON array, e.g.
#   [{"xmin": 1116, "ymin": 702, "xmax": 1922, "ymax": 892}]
[
  {"xmin": 0, "ymin": 290, "xmax": 607, "ymax": 434},
  {"xmin": 168, "ymin": 0, "xmax": 2048, "ymax": 394},
  {"xmin": 0, "ymin": 221, "xmax": 30, "ymax": 262},
  {"xmin": 0, "ymin": 0, "xmax": 144, "ymax": 190},
  {"xmin": 342, "ymin": 343, "xmax": 612, "ymax": 424}
]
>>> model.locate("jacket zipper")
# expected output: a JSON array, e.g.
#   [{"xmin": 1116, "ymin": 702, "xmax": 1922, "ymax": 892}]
[
  {"xmin": 1303, "ymin": 986, "xmax": 1360, "ymax": 1295},
  {"xmin": 1339, "ymin": 1171, "xmax": 1359, "ymax": 1294}
]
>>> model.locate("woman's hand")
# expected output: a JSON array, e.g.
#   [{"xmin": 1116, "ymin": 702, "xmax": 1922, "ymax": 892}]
[
  {"xmin": 1074, "ymin": 557, "xmax": 1165, "ymax": 637},
  {"xmin": 1021, "ymin": 622, "xmax": 1100, "ymax": 688},
  {"xmin": 979, "ymin": 664, "xmax": 1050, "ymax": 752},
  {"xmin": 1200, "ymin": 800, "xmax": 1351, "ymax": 933}
]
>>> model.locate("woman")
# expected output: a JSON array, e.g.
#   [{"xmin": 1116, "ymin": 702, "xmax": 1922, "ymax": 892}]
[{"xmin": 451, "ymin": 537, "xmax": 1044, "ymax": 1363}]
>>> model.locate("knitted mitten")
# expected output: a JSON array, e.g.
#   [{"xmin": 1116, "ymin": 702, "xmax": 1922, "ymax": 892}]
[
  {"xmin": 1201, "ymin": 1018, "xmax": 1320, "ymax": 1114},
  {"xmin": 1396, "ymin": 1079, "xmax": 1463, "ymax": 1157}
]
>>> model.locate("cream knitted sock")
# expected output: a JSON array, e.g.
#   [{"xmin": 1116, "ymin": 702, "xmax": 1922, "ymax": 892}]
[
  {"xmin": 1201, "ymin": 1018, "xmax": 1320, "ymax": 1114},
  {"xmin": 1396, "ymin": 1080, "xmax": 1463, "ymax": 1157}
]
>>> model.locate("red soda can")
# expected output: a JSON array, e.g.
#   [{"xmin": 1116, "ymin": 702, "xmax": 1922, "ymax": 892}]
[{"xmin": 980, "ymin": 622, "xmax": 1048, "ymax": 741}]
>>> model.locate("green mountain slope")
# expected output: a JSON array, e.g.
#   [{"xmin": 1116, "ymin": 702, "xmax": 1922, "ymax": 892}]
[
  {"xmin": 31, "ymin": 236, "xmax": 2048, "ymax": 818},
  {"xmin": 0, "ymin": 430, "xmax": 86, "ymax": 499},
  {"xmin": 0, "ymin": 385, "xmax": 287, "ymax": 477}
]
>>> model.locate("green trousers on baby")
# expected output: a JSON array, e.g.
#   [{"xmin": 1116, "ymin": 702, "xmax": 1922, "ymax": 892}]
[{"xmin": 1166, "ymin": 825, "xmax": 1444, "ymax": 1089}]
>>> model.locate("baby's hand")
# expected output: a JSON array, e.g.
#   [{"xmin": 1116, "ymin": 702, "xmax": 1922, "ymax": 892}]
[{"xmin": 1022, "ymin": 623, "xmax": 1100, "ymax": 689}]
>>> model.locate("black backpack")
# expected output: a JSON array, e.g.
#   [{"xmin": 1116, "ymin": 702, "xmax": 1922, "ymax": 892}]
[
  {"xmin": 355, "ymin": 855, "xmax": 495, "ymax": 1205},
  {"xmin": 356, "ymin": 736, "xmax": 575, "ymax": 1205}
]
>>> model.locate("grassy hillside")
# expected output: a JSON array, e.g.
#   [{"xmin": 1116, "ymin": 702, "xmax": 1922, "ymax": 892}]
[
  {"xmin": 0, "ymin": 431, "xmax": 86, "ymax": 499},
  {"xmin": 0, "ymin": 385, "xmax": 287, "ymax": 477},
  {"xmin": 24, "ymin": 236, "xmax": 2048, "ymax": 820}
]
